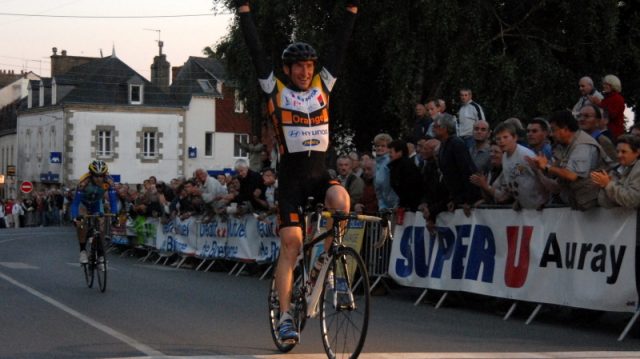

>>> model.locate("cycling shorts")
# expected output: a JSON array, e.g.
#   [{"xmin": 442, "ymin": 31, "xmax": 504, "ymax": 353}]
[{"xmin": 278, "ymin": 171, "xmax": 340, "ymax": 228}]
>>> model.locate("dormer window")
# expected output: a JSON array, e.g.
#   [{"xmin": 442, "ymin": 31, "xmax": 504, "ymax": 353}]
[
  {"xmin": 197, "ymin": 79, "xmax": 214, "ymax": 93},
  {"xmin": 129, "ymin": 84, "xmax": 143, "ymax": 105}
]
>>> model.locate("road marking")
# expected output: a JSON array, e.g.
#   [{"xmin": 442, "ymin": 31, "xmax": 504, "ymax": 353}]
[
  {"xmin": 0, "ymin": 237, "xmax": 31, "ymax": 244},
  {"xmin": 133, "ymin": 264, "xmax": 178, "ymax": 271},
  {"xmin": 0, "ymin": 262, "xmax": 39, "ymax": 269},
  {"xmin": 105, "ymin": 353, "xmax": 640, "ymax": 359},
  {"xmin": 0, "ymin": 270, "xmax": 164, "ymax": 357}
]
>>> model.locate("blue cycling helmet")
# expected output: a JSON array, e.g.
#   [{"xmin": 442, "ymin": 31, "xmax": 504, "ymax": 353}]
[{"xmin": 282, "ymin": 42, "xmax": 318, "ymax": 65}]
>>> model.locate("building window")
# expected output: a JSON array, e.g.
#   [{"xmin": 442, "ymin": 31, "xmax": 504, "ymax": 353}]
[
  {"xmin": 37, "ymin": 128, "xmax": 44, "ymax": 161},
  {"xmin": 24, "ymin": 130, "xmax": 31, "ymax": 161},
  {"xmin": 205, "ymin": 132, "xmax": 214, "ymax": 157},
  {"xmin": 97, "ymin": 130, "xmax": 112, "ymax": 157},
  {"xmin": 136, "ymin": 127, "xmax": 163, "ymax": 163},
  {"xmin": 143, "ymin": 131, "xmax": 157, "ymax": 158},
  {"xmin": 234, "ymin": 133, "xmax": 249, "ymax": 157},
  {"xmin": 91, "ymin": 125, "xmax": 118, "ymax": 161},
  {"xmin": 129, "ymin": 84, "xmax": 143, "ymax": 105},
  {"xmin": 234, "ymin": 89, "xmax": 245, "ymax": 113}
]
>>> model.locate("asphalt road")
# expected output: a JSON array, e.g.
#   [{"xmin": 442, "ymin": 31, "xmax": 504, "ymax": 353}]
[{"xmin": 1, "ymin": 226, "xmax": 639, "ymax": 359}]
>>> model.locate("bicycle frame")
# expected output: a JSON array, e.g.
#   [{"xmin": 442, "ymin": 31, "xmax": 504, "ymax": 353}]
[{"xmin": 299, "ymin": 211, "xmax": 350, "ymax": 319}]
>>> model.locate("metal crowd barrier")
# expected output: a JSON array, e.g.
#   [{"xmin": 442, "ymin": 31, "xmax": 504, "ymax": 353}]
[{"xmin": 361, "ymin": 218, "xmax": 393, "ymax": 294}]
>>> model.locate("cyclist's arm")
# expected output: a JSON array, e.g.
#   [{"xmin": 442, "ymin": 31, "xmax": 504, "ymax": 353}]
[
  {"xmin": 238, "ymin": 4, "xmax": 272, "ymax": 83},
  {"xmin": 70, "ymin": 188, "xmax": 84, "ymax": 219},
  {"xmin": 322, "ymin": 3, "xmax": 358, "ymax": 79},
  {"xmin": 107, "ymin": 186, "xmax": 118, "ymax": 214}
]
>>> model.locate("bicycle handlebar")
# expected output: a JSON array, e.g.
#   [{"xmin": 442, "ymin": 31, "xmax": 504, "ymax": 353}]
[{"xmin": 320, "ymin": 211, "xmax": 381, "ymax": 222}]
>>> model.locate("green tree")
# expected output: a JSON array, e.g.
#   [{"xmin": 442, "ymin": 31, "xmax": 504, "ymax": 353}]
[{"xmin": 210, "ymin": 0, "xmax": 638, "ymax": 150}]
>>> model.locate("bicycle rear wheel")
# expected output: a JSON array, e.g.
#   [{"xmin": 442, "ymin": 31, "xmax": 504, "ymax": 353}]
[
  {"xmin": 320, "ymin": 246, "xmax": 370, "ymax": 359},
  {"xmin": 268, "ymin": 264, "xmax": 306, "ymax": 352}
]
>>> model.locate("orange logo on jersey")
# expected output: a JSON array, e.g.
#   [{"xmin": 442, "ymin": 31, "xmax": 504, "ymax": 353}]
[
  {"xmin": 289, "ymin": 213, "xmax": 300, "ymax": 223},
  {"xmin": 281, "ymin": 109, "xmax": 328, "ymax": 126}
]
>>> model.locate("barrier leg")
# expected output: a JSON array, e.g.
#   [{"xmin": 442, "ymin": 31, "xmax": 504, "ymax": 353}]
[
  {"xmin": 370, "ymin": 276, "xmax": 383, "ymax": 294},
  {"xmin": 195, "ymin": 259, "xmax": 208, "ymax": 271},
  {"xmin": 435, "ymin": 292, "xmax": 448, "ymax": 309},
  {"xmin": 175, "ymin": 256, "xmax": 188, "ymax": 269},
  {"xmin": 139, "ymin": 250, "xmax": 153, "ymax": 262},
  {"xmin": 228, "ymin": 262, "xmax": 240, "ymax": 275},
  {"xmin": 618, "ymin": 309, "xmax": 640, "ymax": 341},
  {"xmin": 120, "ymin": 248, "xmax": 133, "ymax": 257},
  {"xmin": 503, "ymin": 302, "xmax": 518, "ymax": 321},
  {"xmin": 234, "ymin": 263, "xmax": 247, "ymax": 277},
  {"xmin": 414, "ymin": 289, "xmax": 428, "ymax": 306},
  {"xmin": 204, "ymin": 260, "xmax": 217, "ymax": 272},
  {"xmin": 259, "ymin": 264, "xmax": 273, "ymax": 280},
  {"xmin": 525, "ymin": 304, "xmax": 543, "ymax": 325}
]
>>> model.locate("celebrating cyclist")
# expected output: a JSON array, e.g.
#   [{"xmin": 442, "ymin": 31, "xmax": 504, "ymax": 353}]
[
  {"xmin": 236, "ymin": 0, "xmax": 358, "ymax": 344},
  {"xmin": 71, "ymin": 160, "xmax": 118, "ymax": 265}
]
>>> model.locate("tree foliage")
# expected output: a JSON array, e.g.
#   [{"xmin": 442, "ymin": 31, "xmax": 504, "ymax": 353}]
[{"xmin": 209, "ymin": 0, "xmax": 640, "ymax": 150}]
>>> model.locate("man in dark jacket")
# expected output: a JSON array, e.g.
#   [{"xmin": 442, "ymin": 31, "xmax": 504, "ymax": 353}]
[
  {"xmin": 387, "ymin": 140, "xmax": 423, "ymax": 211},
  {"xmin": 433, "ymin": 113, "xmax": 480, "ymax": 216}
]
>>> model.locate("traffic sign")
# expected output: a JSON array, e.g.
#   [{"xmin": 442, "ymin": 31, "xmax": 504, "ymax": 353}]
[{"xmin": 20, "ymin": 181, "xmax": 33, "ymax": 194}]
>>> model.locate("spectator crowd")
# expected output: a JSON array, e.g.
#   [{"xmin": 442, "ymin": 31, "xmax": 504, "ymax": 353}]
[{"xmin": 3, "ymin": 74, "xmax": 636, "ymax": 231}]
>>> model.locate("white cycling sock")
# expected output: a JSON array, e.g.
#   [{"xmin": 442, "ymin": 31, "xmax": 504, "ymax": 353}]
[{"xmin": 279, "ymin": 311, "xmax": 293, "ymax": 324}]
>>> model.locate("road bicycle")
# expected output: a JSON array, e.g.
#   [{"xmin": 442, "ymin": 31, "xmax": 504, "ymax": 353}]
[
  {"xmin": 268, "ymin": 205, "xmax": 391, "ymax": 358},
  {"xmin": 80, "ymin": 214, "xmax": 114, "ymax": 293}
]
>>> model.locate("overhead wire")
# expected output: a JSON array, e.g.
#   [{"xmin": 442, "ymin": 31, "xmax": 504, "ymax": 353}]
[{"xmin": 0, "ymin": 12, "xmax": 224, "ymax": 19}]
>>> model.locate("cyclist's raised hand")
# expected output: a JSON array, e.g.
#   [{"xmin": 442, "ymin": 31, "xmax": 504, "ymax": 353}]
[{"xmin": 233, "ymin": 0, "xmax": 248, "ymax": 7}]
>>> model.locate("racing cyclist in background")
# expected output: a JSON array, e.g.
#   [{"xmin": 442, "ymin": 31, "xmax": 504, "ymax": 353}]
[
  {"xmin": 71, "ymin": 160, "xmax": 118, "ymax": 266},
  {"xmin": 236, "ymin": 0, "xmax": 358, "ymax": 344}
]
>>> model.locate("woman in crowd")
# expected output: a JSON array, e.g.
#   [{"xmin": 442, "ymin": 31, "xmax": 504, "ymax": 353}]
[
  {"xmin": 591, "ymin": 134, "xmax": 640, "ymax": 208},
  {"xmin": 590, "ymin": 74, "xmax": 626, "ymax": 139}
]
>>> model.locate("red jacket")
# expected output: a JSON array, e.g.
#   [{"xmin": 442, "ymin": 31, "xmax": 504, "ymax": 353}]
[{"xmin": 600, "ymin": 91, "xmax": 626, "ymax": 139}]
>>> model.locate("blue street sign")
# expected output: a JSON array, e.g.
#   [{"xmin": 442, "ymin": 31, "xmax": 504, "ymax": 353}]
[
  {"xmin": 188, "ymin": 146, "xmax": 197, "ymax": 158},
  {"xmin": 39, "ymin": 172, "xmax": 60, "ymax": 182},
  {"xmin": 50, "ymin": 152, "xmax": 62, "ymax": 164}
]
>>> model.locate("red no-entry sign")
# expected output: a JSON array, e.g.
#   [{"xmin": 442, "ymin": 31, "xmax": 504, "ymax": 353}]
[{"xmin": 20, "ymin": 181, "xmax": 33, "ymax": 194}]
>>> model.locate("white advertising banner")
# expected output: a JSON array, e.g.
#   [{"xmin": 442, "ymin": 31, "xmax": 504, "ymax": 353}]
[
  {"xmin": 389, "ymin": 208, "xmax": 638, "ymax": 313},
  {"xmin": 152, "ymin": 214, "xmax": 281, "ymax": 263}
]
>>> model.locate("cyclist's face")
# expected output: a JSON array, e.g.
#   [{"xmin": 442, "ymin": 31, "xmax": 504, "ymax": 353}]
[{"xmin": 284, "ymin": 60, "xmax": 315, "ymax": 90}]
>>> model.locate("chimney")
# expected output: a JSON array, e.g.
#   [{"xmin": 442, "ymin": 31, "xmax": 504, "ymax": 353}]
[
  {"xmin": 150, "ymin": 40, "xmax": 170, "ymax": 92},
  {"xmin": 171, "ymin": 66, "xmax": 183, "ymax": 83},
  {"xmin": 50, "ymin": 46, "xmax": 98, "ymax": 76}
]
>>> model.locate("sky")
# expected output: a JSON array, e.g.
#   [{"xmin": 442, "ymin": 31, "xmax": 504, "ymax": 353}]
[{"xmin": 0, "ymin": 0, "xmax": 233, "ymax": 80}]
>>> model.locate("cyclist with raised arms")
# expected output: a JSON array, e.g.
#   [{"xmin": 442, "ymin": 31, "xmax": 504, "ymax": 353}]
[
  {"xmin": 71, "ymin": 160, "xmax": 118, "ymax": 265},
  {"xmin": 236, "ymin": 0, "xmax": 358, "ymax": 344}
]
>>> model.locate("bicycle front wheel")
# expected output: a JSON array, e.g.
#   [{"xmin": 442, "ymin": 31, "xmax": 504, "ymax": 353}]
[
  {"xmin": 320, "ymin": 246, "xmax": 370, "ymax": 359},
  {"xmin": 96, "ymin": 254, "xmax": 107, "ymax": 293},
  {"xmin": 83, "ymin": 263, "xmax": 94, "ymax": 288}
]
